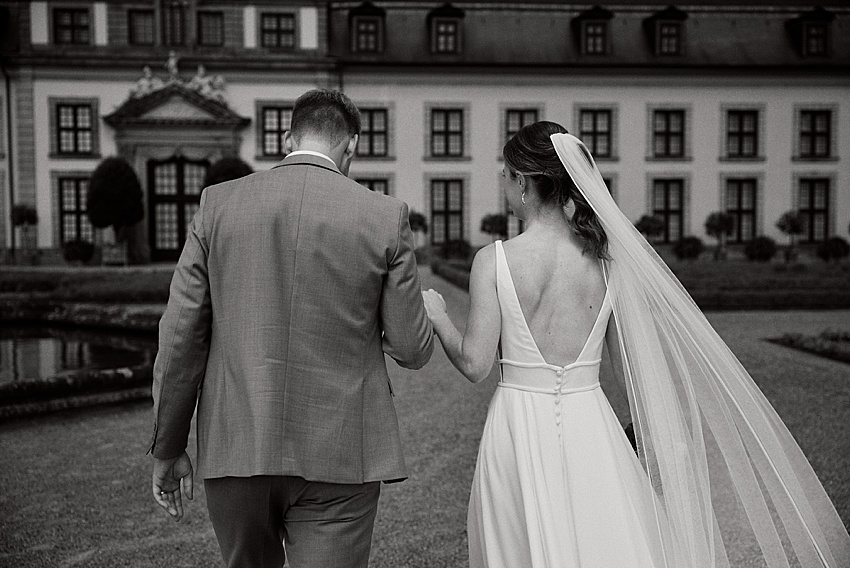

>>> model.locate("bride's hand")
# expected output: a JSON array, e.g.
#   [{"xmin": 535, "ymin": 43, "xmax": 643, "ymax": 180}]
[{"xmin": 422, "ymin": 289, "xmax": 447, "ymax": 321}]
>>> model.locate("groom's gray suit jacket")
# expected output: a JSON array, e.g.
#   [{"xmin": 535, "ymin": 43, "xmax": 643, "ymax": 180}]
[{"xmin": 149, "ymin": 153, "xmax": 434, "ymax": 483}]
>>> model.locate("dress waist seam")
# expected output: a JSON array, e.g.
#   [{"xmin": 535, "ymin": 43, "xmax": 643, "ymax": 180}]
[{"xmin": 497, "ymin": 382, "xmax": 601, "ymax": 395}]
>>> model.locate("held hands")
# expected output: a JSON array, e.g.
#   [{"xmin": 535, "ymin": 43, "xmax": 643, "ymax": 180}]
[
  {"xmin": 152, "ymin": 451, "xmax": 194, "ymax": 522},
  {"xmin": 422, "ymin": 289, "xmax": 447, "ymax": 322}
]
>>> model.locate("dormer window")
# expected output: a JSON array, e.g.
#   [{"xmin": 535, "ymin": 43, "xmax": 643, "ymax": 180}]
[
  {"xmin": 658, "ymin": 22, "xmax": 682, "ymax": 55},
  {"xmin": 572, "ymin": 6, "xmax": 614, "ymax": 56},
  {"xmin": 786, "ymin": 7, "xmax": 833, "ymax": 58},
  {"xmin": 349, "ymin": 3, "xmax": 386, "ymax": 54},
  {"xmin": 428, "ymin": 4, "xmax": 464, "ymax": 55},
  {"xmin": 803, "ymin": 22, "xmax": 828, "ymax": 56},
  {"xmin": 644, "ymin": 7, "xmax": 687, "ymax": 56},
  {"xmin": 582, "ymin": 22, "xmax": 607, "ymax": 55}
]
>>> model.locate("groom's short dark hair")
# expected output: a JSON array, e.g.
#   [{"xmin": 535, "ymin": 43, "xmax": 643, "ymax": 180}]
[{"xmin": 290, "ymin": 89, "xmax": 361, "ymax": 147}]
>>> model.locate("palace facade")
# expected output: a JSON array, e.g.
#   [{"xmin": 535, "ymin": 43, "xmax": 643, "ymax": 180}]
[{"xmin": 0, "ymin": 0, "xmax": 848, "ymax": 262}]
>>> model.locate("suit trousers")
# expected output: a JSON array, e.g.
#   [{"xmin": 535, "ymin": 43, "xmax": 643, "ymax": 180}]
[{"xmin": 205, "ymin": 475, "xmax": 381, "ymax": 568}]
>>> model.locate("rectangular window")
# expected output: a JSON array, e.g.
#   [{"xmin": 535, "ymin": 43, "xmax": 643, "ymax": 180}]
[
  {"xmin": 431, "ymin": 179, "xmax": 464, "ymax": 244},
  {"xmin": 803, "ymin": 23, "xmax": 828, "ymax": 56},
  {"xmin": 164, "ymin": 0, "xmax": 187, "ymax": 46},
  {"xmin": 653, "ymin": 110, "xmax": 685, "ymax": 158},
  {"xmin": 433, "ymin": 18, "xmax": 459, "ymax": 54},
  {"xmin": 580, "ymin": 109, "xmax": 612, "ymax": 158},
  {"xmin": 505, "ymin": 109, "xmax": 538, "ymax": 144},
  {"xmin": 727, "ymin": 110, "xmax": 758, "ymax": 158},
  {"xmin": 658, "ymin": 22, "xmax": 681, "ymax": 55},
  {"xmin": 725, "ymin": 179, "xmax": 757, "ymax": 243},
  {"xmin": 54, "ymin": 8, "xmax": 90, "ymax": 45},
  {"xmin": 261, "ymin": 106, "xmax": 292, "ymax": 157},
  {"xmin": 198, "ymin": 11, "xmax": 224, "ymax": 47},
  {"xmin": 800, "ymin": 110, "xmax": 831, "ymax": 158},
  {"xmin": 356, "ymin": 178, "xmax": 389, "ymax": 195},
  {"xmin": 652, "ymin": 179, "xmax": 684, "ymax": 243},
  {"xmin": 431, "ymin": 109, "xmax": 463, "ymax": 157},
  {"xmin": 261, "ymin": 13, "xmax": 296, "ymax": 49},
  {"xmin": 353, "ymin": 16, "xmax": 381, "ymax": 53},
  {"xmin": 59, "ymin": 177, "xmax": 94, "ymax": 244},
  {"xmin": 798, "ymin": 178, "xmax": 829, "ymax": 243},
  {"xmin": 583, "ymin": 22, "xmax": 607, "ymax": 54},
  {"xmin": 357, "ymin": 109, "xmax": 388, "ymax": 157},
  {"xmin": 128, "ymin": 10, "xmax": 155, "ymax": 45},
  {"xmin": 57, "ymin": 104, "xmax": 94, "ymax": 155}
]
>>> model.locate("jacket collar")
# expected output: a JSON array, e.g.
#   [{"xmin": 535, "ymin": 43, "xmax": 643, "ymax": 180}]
[{"xmin": 272, "ymin": 153, "xmax": 343, "ymax": 176}]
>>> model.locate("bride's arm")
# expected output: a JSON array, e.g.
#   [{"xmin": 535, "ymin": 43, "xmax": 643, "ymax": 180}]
[{"xmin": 423, "ymin": 245, "xmax": 501, "ymax": 383}]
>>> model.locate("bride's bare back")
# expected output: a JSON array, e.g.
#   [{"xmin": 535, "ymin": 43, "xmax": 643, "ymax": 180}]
[{"xmin": 502, "ymin": 231, "xmax": 607, "ymax": 367}]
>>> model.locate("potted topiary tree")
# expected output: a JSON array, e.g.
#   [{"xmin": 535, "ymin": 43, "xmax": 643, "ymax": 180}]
[
  {"xmin": 10, "ymin": 203, "xmax": 39, "ymax": 264},
  {"xmin": 776, "ymin": 210, "xmax": 805, "ymax": 263},
  {"xmin": 480, "ymin": 213, "xmax": 508, "ymax": 242},
  {"xmin": 705, "ymin": 212, "xmax": 735, "ymax": 261},
  {"xmin": 87, "ymin": 157, "xmax": 146, "ymax": 264},
  {"xmin": 202, "ymin": 156, "xmax": 254, "ymax": 188},
  {"xmin": 815, "ymin": 237, "xmax": 850, "ymax": 264},
  {"xmin": 634, "ymin": 215, "xmax": 665, "ymax": 242}
]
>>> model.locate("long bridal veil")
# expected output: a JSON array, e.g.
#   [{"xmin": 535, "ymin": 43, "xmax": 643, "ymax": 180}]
[{"xmin": 551, "ymin": 133, "xmax": 850, "ymax": 568}]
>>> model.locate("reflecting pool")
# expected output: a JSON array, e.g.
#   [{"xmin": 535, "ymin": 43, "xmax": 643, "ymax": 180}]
[{"xmin": 0, "ymin": 326, "xmax": 157, "ymax": 384}]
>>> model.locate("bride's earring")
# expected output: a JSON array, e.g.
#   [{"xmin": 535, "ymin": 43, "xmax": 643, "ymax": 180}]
[{"xmin": 521, "ymin": 191, "xmax": 526, "ymax": 205}]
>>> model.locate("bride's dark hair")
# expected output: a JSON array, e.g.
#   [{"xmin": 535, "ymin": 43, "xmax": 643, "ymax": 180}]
[{"xmin": 503, "ymin": 121, "xmax": 609, "ymax": 259}]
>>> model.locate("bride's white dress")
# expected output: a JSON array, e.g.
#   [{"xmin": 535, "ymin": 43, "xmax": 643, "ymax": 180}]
[{"xmin": 468, "ymin": 240, "xmax": 666, "ymax": 568}]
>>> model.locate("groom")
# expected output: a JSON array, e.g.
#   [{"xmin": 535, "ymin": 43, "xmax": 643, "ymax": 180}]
[{"xmin": 149, "ymin": 89, "xmax": 434, "ymax": 568}]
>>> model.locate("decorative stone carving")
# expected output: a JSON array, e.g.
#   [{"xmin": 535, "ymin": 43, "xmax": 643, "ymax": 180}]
[
  {"xmin": 130, "ymin": 66, "xmax": 165, "ymax": 99},
  {"xmin": 129, "ymin": 55, "xmax": 230, "ymax": 105}
]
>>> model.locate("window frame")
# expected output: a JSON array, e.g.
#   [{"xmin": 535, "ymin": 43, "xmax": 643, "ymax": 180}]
[
  {"xmin": 724, "ymin": 177, "xmax": 758, "ymax": 244},
  {"xmin": 797, "ymin": 177, "xmax": 831, "ymax": 243},
  {"xmin": 504, "ymin": 108, "xmax": 538, "ymax": 145},
  {"xmin": 355, "ymin": 178, "xmax": 390, "ymax": 195},
  {"xmin": 726, "ymin": 110, "xmax": 759, "ymax": 159},
  {"xmin": 256, "ymin": 103, "xmax": 293, "ymax": 159},
  {"xmin": 579, "ymin": 108, "xmax": 613, "ymax": 159},
  {"xmin": 431, "ymin": 17, "xmax": 461, "ymax": 54},
  {"xmin": 799, "ymin": 109, "xmax": 832, "ymax": 159},
  {"xmin": 649, "ymin": 108, "xmax": 688, "ymax": 160},
  {"xmin": 357, "ymin": 108, "xmax": 389, "ymax": 158},
  {"xmin": 57, "ymin": 176, "xmax": 94, "ymax": 245},
  {"xmin": 128, "ymin": 8, "xmax": 155, "ymax": 46},
  {"xmin": 581, "ymin": 20, "xmax": 609, "ymax": 55},
  {"xmin": 163, "ymin": 0, "xmax": 188, "ymax": 46},
  {"xmin": 430, "ymin": 108, "xmax": 465, "ymax": 158},
  {"xmin": 197, "ymin": 10, "xmax": 225, "ymax": 47},
  {"xmin": 803, "ymin": 21, "xmax": 829, "ymax": 56},
  {"xmin": 50, "ymin": 98, "xmax": 100, "ymax": 158},
  {"xmin": 260, "ymin": 11, "xmax": 298, "ymax": 50},
  {"xmin": 53, "ymin": 7, "xmax": 91, "ymax": 45},
  {"xmin": 430, "ymin": 178, "xmax": 465, "ymax": 245},
  {"xmin": 649, "ymin": 177, "xmax": 687, "ymax": 244},
  {"xmin": 351, "ymin": 15, "xmax": 383, "ymax": 53},
  {"xmin": 656, "ymin": 21, "xmax": 682, "ymax": 55}
]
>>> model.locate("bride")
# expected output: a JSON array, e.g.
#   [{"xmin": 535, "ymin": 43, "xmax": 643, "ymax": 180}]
[{"xmin": 421, "ymin": 121, "xmax": 850, "ymax": 568}]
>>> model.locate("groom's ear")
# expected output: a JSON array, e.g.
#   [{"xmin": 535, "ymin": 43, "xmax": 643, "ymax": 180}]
[
  {"xmin": 346, "ymin": 134, "xmax": 359, "ymax": 157},
  {"xmin": 283, "ymin": 131, "xmax": 294, "ymax": 154}
]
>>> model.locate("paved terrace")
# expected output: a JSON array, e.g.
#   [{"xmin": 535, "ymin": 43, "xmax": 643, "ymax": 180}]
[{"xmin": 0, "ymin": 267, "xmax": 848, "ymax": 567}]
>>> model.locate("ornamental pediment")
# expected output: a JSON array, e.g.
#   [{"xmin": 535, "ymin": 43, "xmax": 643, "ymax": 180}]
[{"xmin": 140, "ymin": 96, "xmax": 218, "ymax": 121}]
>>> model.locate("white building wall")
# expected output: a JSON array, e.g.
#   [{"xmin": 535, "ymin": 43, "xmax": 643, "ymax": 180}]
[{"xmin": 346, "ymin": 75, "xmax": 850, "ymax": 247}]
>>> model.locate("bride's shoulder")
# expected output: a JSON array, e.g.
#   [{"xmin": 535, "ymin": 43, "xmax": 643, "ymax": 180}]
[{"xmin": 468, "ymin": 243, "xmax": 497, "ymax": 282}]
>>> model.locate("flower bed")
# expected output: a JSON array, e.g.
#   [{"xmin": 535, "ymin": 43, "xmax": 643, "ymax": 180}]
[{"xmin": 768, "ymin": 331, "xmax": 850, "ymax": 365}]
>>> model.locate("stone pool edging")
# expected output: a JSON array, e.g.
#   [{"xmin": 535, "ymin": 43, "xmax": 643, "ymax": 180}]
[{"xmin": 1, "ymin": 298, "xmax": 164, "ymax": 420}]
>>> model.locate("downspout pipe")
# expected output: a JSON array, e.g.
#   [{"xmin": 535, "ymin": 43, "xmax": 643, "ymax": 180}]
[{"xmin": 0, "ymin": 58, "xmax": 14, "ymax": 257}]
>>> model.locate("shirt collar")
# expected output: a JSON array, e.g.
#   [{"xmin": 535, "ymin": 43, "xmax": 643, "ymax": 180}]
[{"xmin": 286, "ymin": 150, "xmax": 337, "ymax": 167}]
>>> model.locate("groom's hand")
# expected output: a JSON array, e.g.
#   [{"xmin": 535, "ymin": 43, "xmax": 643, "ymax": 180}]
[{"xmin": 152, "ymin": 451, "xmax": 194, "ymax": 522}]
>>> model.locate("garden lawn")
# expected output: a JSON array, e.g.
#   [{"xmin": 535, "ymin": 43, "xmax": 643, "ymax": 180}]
[{"xmin": 1, "ymin": 268, "xmax": 849, "ymax": 567}]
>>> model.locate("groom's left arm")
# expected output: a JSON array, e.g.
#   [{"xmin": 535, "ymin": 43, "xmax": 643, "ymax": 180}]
[{"xmin": 147, "ymin": 191, "xmax": 213, "ymax": 459}]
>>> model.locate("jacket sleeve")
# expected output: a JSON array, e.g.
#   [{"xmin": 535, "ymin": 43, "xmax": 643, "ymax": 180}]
[
  {"xmin": 147, "ymin": 191, "xmax": 213, "ymax": 459},
  {"xmin": 380, "ymin": 202, "xmax": 435, "ymax": 369}
]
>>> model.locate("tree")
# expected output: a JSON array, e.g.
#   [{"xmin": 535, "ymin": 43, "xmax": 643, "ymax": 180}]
[
  {"xmin": 87, "ymin": 157, "xmax": 146, "ymax": 264},
  {"xmin": 776, "ymin": 211, "xmax": 805, "ymax": 263},
  {"xmin": 672, "ymin": 236, "xmax": 704, "ymax": 261},
  {"xmin": 408, "ymin": 210, "xmax": 428, "ymax": 249},
  {"xmin": 480, "ymin": 213, "xmax": 508, "ymax": 242},
  {"xmin": 203, "ymin": 156, "xmax": 253, "ymax": 188},
  {"xmin": 704, "ymin": 212, "xmax": 735, "ymax": 260},
  {"xmin": 634, "ymin": 215, "xmax": 665, "ymax": 241}
]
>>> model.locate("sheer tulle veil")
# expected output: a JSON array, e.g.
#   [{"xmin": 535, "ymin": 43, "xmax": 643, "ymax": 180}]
[{"xmin": 551, "ymin": 133, "xmax": 850, "ymax": 567}]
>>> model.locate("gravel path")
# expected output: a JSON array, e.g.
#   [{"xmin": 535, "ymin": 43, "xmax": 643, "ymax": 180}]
[{"xmin": 1, "ymin": 267, "xmax": 848, "ymax": 567}]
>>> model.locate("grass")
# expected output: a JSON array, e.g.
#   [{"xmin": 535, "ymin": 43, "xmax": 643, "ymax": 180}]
[{"xmin": 768, "ymin": 330, "xmax": 850, "ymax": 365}]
